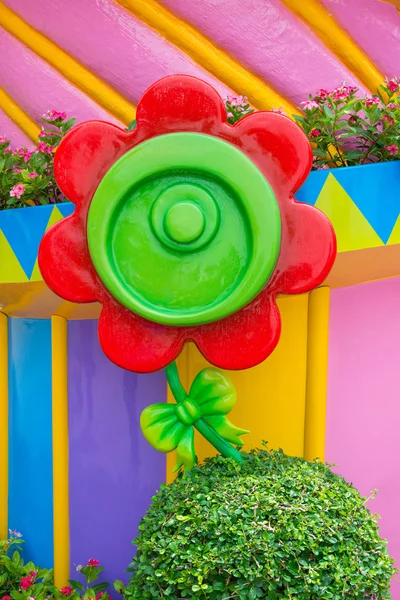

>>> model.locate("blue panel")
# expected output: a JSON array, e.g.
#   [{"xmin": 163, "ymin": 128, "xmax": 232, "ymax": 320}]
[
  {"xmin": 0, "ymin": 205, "xmax": 53, "ymax": 279},
  {"xmin": 57, "ymin": 203, "xmax": 74, "ymax": 218},
  {"xmin": 8, "ymin": 319, "xmax": 53, "ymax": 568},
  {"xmin": 295, "ymin": 170, "xmax": 329, "ymax": 206}
]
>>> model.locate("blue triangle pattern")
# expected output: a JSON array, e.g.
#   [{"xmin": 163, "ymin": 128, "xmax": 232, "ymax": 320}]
[
  {"xmin": 0, "ymin": 205, "xmax": 54, "ymax": 279},
  {"xmin": 327, "ymin": 162, "xmax": 400, "ymax": 244},
  {"xmin": 57, "ymin": 202, "xmax": 74, "ymax": 217},
  {"xmin": 295, "ymin": 170, "xmax": 329, "ymax": 206}
]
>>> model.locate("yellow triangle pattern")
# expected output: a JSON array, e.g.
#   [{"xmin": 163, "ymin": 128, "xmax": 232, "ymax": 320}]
[
  {"xmin": 387, "ymin": 215, "xmax": 400, "ymax": 246},
  {"xmin": 30, "ymin": 206, "xmax": 65, "ymax": 281},
  {"xmin": 0, "ymin": 229, "xmax": 29, "ymax": 283},
  {"xmin": 315, "ymin": 173, "xmax": 384, "ymax": 253}
]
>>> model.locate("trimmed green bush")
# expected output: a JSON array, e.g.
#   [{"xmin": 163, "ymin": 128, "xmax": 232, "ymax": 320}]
[{"xmin": 125, "ymin": 448, "xmax": 396, "ymax": 599}]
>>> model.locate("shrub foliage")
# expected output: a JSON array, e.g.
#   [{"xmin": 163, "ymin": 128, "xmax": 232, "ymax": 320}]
[{"xmin": 125, "ymin": 448, "xmax": 396, "ymax": 599}]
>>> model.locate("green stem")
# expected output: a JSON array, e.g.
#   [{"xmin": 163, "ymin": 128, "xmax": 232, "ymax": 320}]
[{"xmin": 165, "ymin": 362, "xmax": 244, "ymax": 464}]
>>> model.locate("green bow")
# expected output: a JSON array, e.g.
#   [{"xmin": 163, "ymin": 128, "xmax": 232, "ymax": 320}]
[{"xmin": 140, "ymin": 368, "xmax": 249, "ymax": 471}]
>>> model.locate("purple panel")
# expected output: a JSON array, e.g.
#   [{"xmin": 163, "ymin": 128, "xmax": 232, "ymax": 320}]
[{"xmin": 68, "ymin": 320, "xmax": 166, "ymax": 587}]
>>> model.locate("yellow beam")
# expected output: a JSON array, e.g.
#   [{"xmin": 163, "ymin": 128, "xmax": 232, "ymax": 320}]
[
  {"xmin": 0, "ymin": 1, "xmax": 135, "ymax": 124},
  {"xmin": 0, "ymin": 87, "xmax": 40, "ymax": 142},
  {"xmin": 0, "ymin": 312, "xmax": 8, "ymax": 539},
  {"xmin": 116, "ymin": 0, "xmax": 299, "ymax": 115},
  {"xmin": 281, "ymin": 0, "xmax": 384, "ymax": 93},
  {"xmin": 51, "ymin": 316, "xmax": 70, "ymax": 587},
  {"xmin": 304, "ymin": 287, "xmax": 330, "ymax": 462}
]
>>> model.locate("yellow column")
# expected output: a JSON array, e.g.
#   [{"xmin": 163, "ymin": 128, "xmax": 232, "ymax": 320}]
[
  {"xmin": 304, "ymin": 287, "xmax": 331, "ymax": 462},
  {"xmin": 51, "ymin": 316, "xmax": 70, "ymax": 586},
  {"xmin": 0, "ymin": 312, "xmax": 8, "ymax": 540}
]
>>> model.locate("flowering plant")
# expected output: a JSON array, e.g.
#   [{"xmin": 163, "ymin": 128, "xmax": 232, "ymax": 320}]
[
  {"xmin": 225, "ymin": 78, "xmax": 400, "ymax": 170},
  {"xmin": 0, "ymin": 111, "xmax": 75, "ymax": 209},
  {"xmin": 0, "ymin": 532, "xmax": 109, "ymax": 600}
]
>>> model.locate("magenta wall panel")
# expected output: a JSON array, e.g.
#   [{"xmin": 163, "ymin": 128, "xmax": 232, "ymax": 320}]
[
  {"xmin": 68, "ymin": 320, "xmax": 166, "ymax": 586},
  {"xmin": 326, "ymin": 277, "xmax": 400, "ymax": 599}
]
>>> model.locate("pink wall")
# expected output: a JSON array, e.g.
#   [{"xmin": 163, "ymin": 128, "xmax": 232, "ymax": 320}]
[{"xmin": 326, "ymin": 277, "xmax": 400, "ymax": 598}]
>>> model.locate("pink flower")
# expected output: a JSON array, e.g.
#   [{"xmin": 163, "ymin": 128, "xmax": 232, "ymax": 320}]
[
  {"xmin": 227, "ymin": 111, "xmax": 233, "ymax": 119},
  {"xmin": 383, "ymin": 114, "xmax": 395, "ymax": 125},
  {"xmin": 387, "ymin": 102, "xmax": 399, "ymax": 110},
  {"xmin": 2, "ymin": 595, "xmax": 11, "ymax": 600},
  {"xmin": 272, "ymin": 107, "xmax": 287, "ymax": 116},
  {"xmin": 28, "ymin": 172, "xmax": 39, "ymax": 179},
  {"xmin": 20, "ymin": 576, "xmax": 33, "ymax": 590},
  {"xmin": 87, "ymin": 558, "xmax": 100, "ymax": 567},
  {"xmin": 385, "ymin": 144, "xmax": 398, "ymax": 155},
  {"xmin": 29, "ymin": 572, "xmax": 37, "ymax": 577},
  {"xmin": 302, "ymin": 100, "xmax": 319, "ymax": 110},
  {"xmin": 310, "ymin": 128, "xmax": 322, "ymax": 138},
  {"xmin": 332, "ymin": 85, "xmax": 357, "ymax": 102},
  {"xmin": 0, "ymin": 135, "xmax": 7, "ymax": 143},
  {"xmin": 315, "ymin": 88, "xmax": 330, "ymax": 100},
  {"xmin": 61, "ymin": 587, "xmax": 73, "ymax": 596},
  {"xmin": 16, "ymin": 147, "xmax": 32, "ymax": 162},
  {"xmin": 37, "ymin": 142, "xmax": 54, "ymax": 155},
  {"xmin": 365, "ymin": 96, "xmax": 382, "ymax": 108},
  {"xmin": 10, "ymin": 183, "xmax": 26, "ymax": 199},
  {"xmin": 13, "ymin": 168, "xmax": 22, "ymax": 174},
  {"xmin": 3, "ymin": 147, "xmax": 11, "ymax": 154},
  {"xmin": 387, "ymin": 78, "xmax": 399, "ymax": 93},
  {"xmin": 43, "ymin": 110, "xmax": 67, "ymax": 121},
  {"xmin": 38, "ymin": 131, "xmax": 49, "ymax": 139}
]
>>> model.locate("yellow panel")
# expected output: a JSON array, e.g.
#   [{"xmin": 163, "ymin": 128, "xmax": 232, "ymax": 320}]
[
  {"xmin": 387, "ymin": 215, "xmax": 400, "ymax": 246},
  {"xmin": 0, "ymin": 312, "xmax": 8, "ymax": 539},
  {"xmin": 116, "ymin": 0, "xmax": 298, "ymax": 116},
  {"xmin": 30, "ymin": 206, "xmax": 66, "ymax": 282},
  {"xmin": 280, "ymin": 0, "xmax": 384, "ymax": 93},
  {"xmin": 304, "ymin": 287, "xmax": 330, "ymax": 462},
  {"xmin": 166, "ymin": 294, "xmax": 309, "ymax": 481},
  {"xmin": 51, "ymin": 316, "xmax": 70, "ymax": 587},
  {"xmin": 315, "ymin": 174, "xmax": 384, "ymax": 252},
  {"xmin": 0, "ymin": 230, "xmax": 29, "ymax": 283}
]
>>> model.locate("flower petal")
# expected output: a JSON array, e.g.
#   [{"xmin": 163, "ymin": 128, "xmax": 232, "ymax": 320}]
[
  {"xmin": 228, "ymin": 111, "xmax": 312, "ymax": 195},
  {"xmin": 135, "ymin": 75, "xmax": 226, "ymax": 135},
  {"xmin": 38, "ymin": 214, "xmax": 99, "ymax": 303},
  {"xmin": 98, "ymin": 298, "xmax": 186, "ymax": 374},
  {"xmin": 269, "ymin": 200, "xmax": 337, "ymax": 295},
  {"xmin": 192, "ymin": 293, "xmax": 281, "ymax": 370},
  {"xmin": 54, "ymin": 121, "xmax": 134, "ymax": 209}
]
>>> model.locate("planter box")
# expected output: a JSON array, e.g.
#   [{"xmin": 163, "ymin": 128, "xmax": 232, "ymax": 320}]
[{"xmin": 0, "ymin": 161, "xmax": 399, "ymax": 316}]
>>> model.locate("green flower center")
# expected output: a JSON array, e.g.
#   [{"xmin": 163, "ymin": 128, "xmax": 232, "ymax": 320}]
[{"xmin": 87, "ymin": 132, "xmax": 281, "ymax": 326}]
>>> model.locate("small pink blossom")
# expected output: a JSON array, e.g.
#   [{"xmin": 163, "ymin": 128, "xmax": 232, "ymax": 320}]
[
  {"xmin": 387, "ymin": 102, "xmax": 399, "ymax": 110},
  {"xmin": 37, "ymin": 142, "xmax": 54, "ymax": 155},
  {"xmin": 87, "ymin": 558, "xmax": 100, "ymax": 567},
  {"xmin": 272, "ymin": 107, "xmax": 287, "ymax": 116},
  {"xmin": 332, "ymin": 85, "xmax": 357, "ymax": 102},
  {"xmin": 365, "ymin": 96, "xmax": 382, "ymax": 108},
  {"xmin": 61, "ymin": 587, "xmax": 73, "ymax": 596},
  {"xmin": 387, "ymin": 78, "xmax": 399, "ymax": 93},
  {"xmin": 13, "ymin": 168, "xmax": 22, "ymax": 174},
  {"xmin": 302, "ymin": 100, "xmax": 319, "ymax": 110},
  {"xmin": 3, "ymin": 147, "xmax": 11, "ymax": 154},
  {"xmin": 28, "ymin": 172, "xmax": 39, "ymax": 179},
  {"xmin": 385, "ymin": 144, "xmax": 398, "ymax": 155},
  {"xmin": 310, "ymin": 128, "xmax": 322, "ymax": 138},
  {"xmin": 383, "ymin": 114, "xmax": 395, "ymax": 125},
  {"xmin": 227, "ymin": 111, "xmax": 233, "ymax": 119},
  {"xmin": 38, "ymin": 131, "xmax": 49, "ymax": 139},
  {"xmin": 10, "ymin": 183, "xmax": 26, "ymax": 199},
  {"xmin": 0, "ymin": 135, "xmax": 7, "ymax": 144},
  {"xmin": 43, "ymin": 110, "xmax": 67, "ymax": 121},
  {"xmin": 2, "ymin": 595, "xmax": 11, "ymax": 600},
  {"xmin": 315, "ymin": 88, "xmax": 330, "ymax": 100},
  {"xmin": 16, "ymin": 147, "xmax": 32, "ymax": 162}
]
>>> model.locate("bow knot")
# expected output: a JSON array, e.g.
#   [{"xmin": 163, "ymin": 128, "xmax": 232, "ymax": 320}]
[{"xmin": 175, "ymin": 398, "xmax": 202, "ymax": 426}]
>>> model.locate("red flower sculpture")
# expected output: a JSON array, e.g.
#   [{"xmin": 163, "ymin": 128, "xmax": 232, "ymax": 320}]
[{"xmin": 39, "ymin": 75, "xmax": 336, "ymax": 374}]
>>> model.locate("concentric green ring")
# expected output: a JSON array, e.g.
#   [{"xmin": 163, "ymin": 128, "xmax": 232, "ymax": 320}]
[{"xmin": 87, "ymin": 132, "xmax": 281, "ymax": 326}]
